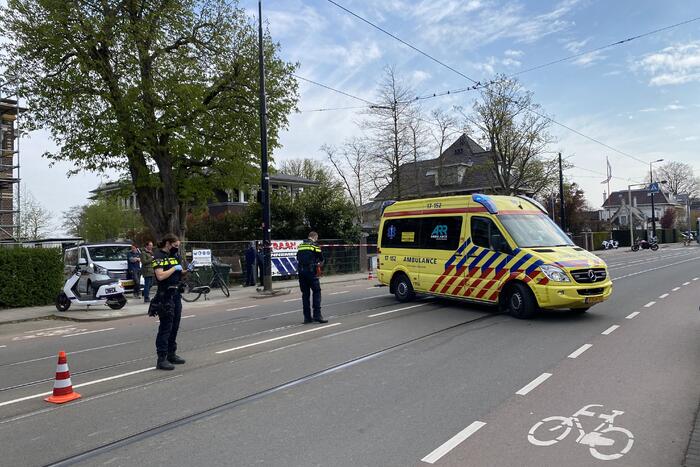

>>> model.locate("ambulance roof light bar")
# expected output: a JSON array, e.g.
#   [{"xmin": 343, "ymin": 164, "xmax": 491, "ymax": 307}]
[{"xmin": 472, "ymin": 194, "xmax": 498, "ymax": 214}]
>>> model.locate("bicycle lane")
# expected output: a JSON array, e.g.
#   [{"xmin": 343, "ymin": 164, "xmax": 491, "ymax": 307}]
[{"xmin": 430, "ymin": 281, "xmax": 700, "ymax": 466}]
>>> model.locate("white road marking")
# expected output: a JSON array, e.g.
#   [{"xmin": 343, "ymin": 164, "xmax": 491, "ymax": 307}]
[
  {"xmin": 283, "ymin": 298, "xmax": 301, "ymax": 302},
  {"xmin": 0, "ymin": 345, "xmax": 6, "ymax": 349},
  {"xmin": 366, "ymin": 286, "xmax": 377, "ymax": 289},
  {"xmin": 226, "ymin": 305, "xmax": 258, "ymax": 312},
  {"xmin": 329, "ymin": 291, "xmax": 349, "ymax": 295},
  {"xmin": 4, "ymin": 341, "xmax": 139, "ymax": 367},
  {"xmin": 626, "ymin": 312, "xmax": 640, "ymax": 319},
  {"xmin": 672, "ymin": 287, "xmax": 681, "ymax": 291},
  {"xmin": 0, "ymin": 367, "xmax": 154, "ymax": 408},
  {"xmin": 181, "ymin": 315, "xmax": 196, "ymax": 319},
  {"xmin": 215, "ymin": 323, "xmax": 341, "ymax": 354},
  {"xmin": 24, "ymin": 324, "xmax": 74, "ymax": 333},
  {"xmin": 643, "ymin": 301, "xmax": 655, "ymax": 308},
  {"xmin": 693, "ymin": 277, "xmax": 699, "ymax": 281},
  {"xmin": 64, "ymin": 328, "xmax": 115, "ymax": 338},
  {"xmin": 421, "ymin": 421, "xmax": 487, "ymax": 464},
  {"xmin": 683, "ymin": 281, "xmax": 690, "ymax": 286},
  {"xmin": 516, "ymin": 373, "xmax": 552, "ymax": 396},
  {"xmin": 659, "ymin": 293, "xmax": 669, "ymax": 299},
  {"xmin": 368, "ymin": 303, "xmax": 427, "ymax": 318},
  {"xmin": 568, "ymin": 344, "xmax": 592, "ymax": 359},
  {"xmin": 611, "ymin": 256, "xmax": 700, "ymax": 281},
  {"xmin": 601, "ymin": 325, "xmax": 620, "ymax": 335},
  {"xmin": 344, "ymin": 284, "xmax": 360, "ymax": 288}
]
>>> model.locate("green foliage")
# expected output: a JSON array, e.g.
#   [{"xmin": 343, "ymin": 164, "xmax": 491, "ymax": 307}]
[
  {"xmin": 1, "ymin": 0, "xmax": 298, "ymax": 237},
  {"xmin": 0, "ymin": 248, "xmax": 64, "ymax": 308},
  {"xmin": 62, "ymin": 198, "xmax": 145, "ymax": 242}
]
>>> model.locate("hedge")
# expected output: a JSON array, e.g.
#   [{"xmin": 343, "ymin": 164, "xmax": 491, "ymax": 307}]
[{"xmin": 0, "ymin": 248, "xmax": 64, "ymax": 308}]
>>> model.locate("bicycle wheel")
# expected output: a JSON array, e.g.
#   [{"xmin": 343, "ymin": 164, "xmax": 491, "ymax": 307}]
[
  {"xmin": 181, "ymin": 275, "xmax": 202, "ymax": 303},
  {"xmin": 589, "ymin": 426, "xmax": 634, "ymax": 461},
  {"xmin": 528, "ymin": 416, "xmax": 572, "ymax": 446}
]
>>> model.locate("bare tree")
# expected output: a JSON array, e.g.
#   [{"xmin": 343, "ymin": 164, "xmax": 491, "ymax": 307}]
[
  {"xmin": 16, "ymin": 186, "xmax": 52, "ymax": 240},
  {"xmin": 362, "ymin": 66, "xmax": 416, "ymax": 199},
  {"xmin": 462, "ymin": 75, "xmax": 558, "ymax": 195},
  {"xmin": 406, "ymin": 108, "xmax": 430, "ymax": 198},
  {"xmin": 429, "ymin": 108, "xmax": 460, "ymax": 195},
  {"xmin": 649, "ymin": 161, "xmax": 700, "ymax": 197},
  {"xmin": 323, "ymin": 139, "xmax": 374, "ymax": 223}
]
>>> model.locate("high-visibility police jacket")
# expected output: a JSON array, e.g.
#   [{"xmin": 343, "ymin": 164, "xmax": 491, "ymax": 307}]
[{"xmin": 296, "ymin": 240, "xmax": 323, "ymax": 274}]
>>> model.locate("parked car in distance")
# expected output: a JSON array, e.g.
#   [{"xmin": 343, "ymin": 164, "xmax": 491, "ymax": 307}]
[{"xmin": 63, "ymin": 243, "xmax": 139, "ymax": 295}]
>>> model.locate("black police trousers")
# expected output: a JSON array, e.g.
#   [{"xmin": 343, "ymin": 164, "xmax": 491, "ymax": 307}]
[
  {"xmin": 298, "ymin": 270, "xmax": 321, "ymax": 320},
  {"xmin": 156, "ymin": 291, "xmax": 182, "ymax": 356}
]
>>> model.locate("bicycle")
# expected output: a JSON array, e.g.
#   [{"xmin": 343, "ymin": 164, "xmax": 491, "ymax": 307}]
[
  {"xmin": 181, "ymin": 264, "xmax": 230, "ymax": 303},
  {"xmin": 528, "ymin": 404, "xmax": 634, "ymax": 461}
]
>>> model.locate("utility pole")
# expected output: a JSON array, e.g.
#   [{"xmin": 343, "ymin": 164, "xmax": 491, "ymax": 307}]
[
  {"xmin": 258, "ymin": 0, "xmax": 272, "ymax": 291},
  {"xmin": 558, "ymin": 152, "xmax": 566, "ymax": 231},
  {"xmin": 649, "ymin": 158, "xmax": 663, "ymax": 240}
]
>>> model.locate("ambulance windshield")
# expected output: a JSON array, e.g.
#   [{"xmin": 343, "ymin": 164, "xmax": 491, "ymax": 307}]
[{"xmin": 499, "ymin": 214, "xmax": 574, "ymax": 248}]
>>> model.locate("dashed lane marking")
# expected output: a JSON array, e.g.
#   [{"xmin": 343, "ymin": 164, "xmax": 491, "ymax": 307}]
[
  {"xmin": 611, "ymin": 256, "xmax": 700, "ymax": 281},
  {"xmin": 24, "ymin": 324, "xmax": 74, "ymax": 333},
  {"xmin": 602, "ymin": 325, "xmax": 620, "ymax": 335},
  {"xmin": 626, "ymin": 312, "xmax": 640, "ymax": 319},
  {"xmin": 568, "ymin": 344, "xmax": 592, "ymax": 359},
  {"xmin": 283, "ymin": 298, "xmax": 301, "ymax": 302},
  {"xmin": 693, "ymin": 277, "xmax": 699, "ymax": 281},
  {"xmin": 368, "ymin": 303, "xmax": 427, "ymax": 318},
  {"xmin": 329, "ymin": 291, "xmax": 350, "ymax": 295},
  {"xmin": 659, "ymin": 293, "xmax": 669, "ymax": 299},
  {"xmin": 516, "ymin": 373, "xmax": 552, "ymax": 396},
  {"xmin": 683, "ymin": 281, "xmax": 690, "ymax": 286},
  {"xmin": 215, "ymin": 323, "xmax": 341, "ymax": 354},
  {"xmin": 644, "ymin": 301, "xmax": 656, "ymax": 308},
  {"xmin": 0, "ymin": 367, "xmax": 153, "ymax": 408},
  {"xmin": 672, "ymin": 287, "xmax": 681, "ymax": 292},
  {"xmin": 182, "ymin": 315, "xmax": 196, "ymax": 319},
  {"xmin": 63, "ymin": 328, "xmax": 115, "ymax": 338},
  {"xmin": 226, "ymin": 305, "xmax": 258, "ymax": 312},
  {"xmin": 0, "ymin": 345, "xmax": 6, "ymax": 349},
  {"xmin": 421, "ymin": 421, "xmax": 487, "ymax": 464}
]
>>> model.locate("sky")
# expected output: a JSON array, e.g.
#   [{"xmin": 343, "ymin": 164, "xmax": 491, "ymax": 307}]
[{"xmin": 7, "ymin": 0, "xmax": 700, "ymax": 232}]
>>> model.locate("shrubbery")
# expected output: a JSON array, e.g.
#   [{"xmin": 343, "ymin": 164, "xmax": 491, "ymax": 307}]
[{"xmin": 0, "ymin": 248, "xmax": 64, "ymax": 308}]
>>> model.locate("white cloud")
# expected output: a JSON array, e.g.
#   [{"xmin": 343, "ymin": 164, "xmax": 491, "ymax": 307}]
[
  {"xmin": 636, "ymin": 41, "xmax": 700, "ymax": 86},
  {"xmin": 564, "ymin": 38, "xmax": 590, "ymax": 54},
  {"xmin": 411, "ymin": 70, "xmax": 432, "ymax": 84},
  {"xmin": 664, "ymin": 103, "xmax": 685, "ymax": 111},
  {"xmin": 682, "ymin": 136, "xmax": 699, "ymax": 141},
  {"xmin": 504, "ymin": 49, "xmax": 524, "ymax": 58},
  {"xmin": 639, "ymin": 107, "xmax": 657, "ymax": 113},
  {"xmin": 572, "ymin": 50, "xmax": 605, "ymax": 67}
]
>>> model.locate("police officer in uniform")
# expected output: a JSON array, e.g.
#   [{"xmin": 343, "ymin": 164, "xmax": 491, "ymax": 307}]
[
  {"xmin": 296, "ymin": 231, "xmax": 327, "ymax": 324},
  {"xmin": 152, "ymin": 233, "xmax": 188, "ymax": 370}
]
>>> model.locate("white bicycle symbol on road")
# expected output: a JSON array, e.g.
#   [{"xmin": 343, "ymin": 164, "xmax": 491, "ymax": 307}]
[{"xmin": 528, "ymin": 404, "xmax": 634, "ymax": 461}]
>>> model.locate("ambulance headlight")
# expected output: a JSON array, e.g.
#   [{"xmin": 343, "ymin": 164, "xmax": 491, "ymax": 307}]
[{"xmin": 540, "ymin": 264, "xmax": 570, "ymax": 282}]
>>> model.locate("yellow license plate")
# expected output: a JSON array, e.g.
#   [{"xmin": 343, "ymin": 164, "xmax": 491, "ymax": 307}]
[
  {"xmin": 585, "ymin": 295, "xmax": 605, "ymax": 304},
  {"xmin": 121, "ymin": 280, "xmax": 134, "ymax": 287}
]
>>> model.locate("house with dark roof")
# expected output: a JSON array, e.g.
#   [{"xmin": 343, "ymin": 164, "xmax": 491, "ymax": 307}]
[
  {"xmin": 373, "ymin": 134, "xmax": 497, "ymax": 201},
  {"xmin": 602, "ymin": 189, "xmax": 683, "ymax": 228},
  {"xmin": 90, "ymin": 173, "xmax": 319, "ymax": 217}
]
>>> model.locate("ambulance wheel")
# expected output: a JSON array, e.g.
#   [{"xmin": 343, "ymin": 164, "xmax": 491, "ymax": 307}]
[
  {"xmin": 55, "ymin": 292, "xmax": 71, "ymax": 312},
  {"xmin": 393, "ymin": 274, "xmax": 415, "ymax": 302},
  {"xmin": 506, "ymin": 283, "xmax": 536, "ymax": 319}
]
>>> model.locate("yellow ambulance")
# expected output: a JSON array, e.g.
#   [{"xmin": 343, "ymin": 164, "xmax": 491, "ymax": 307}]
[{"xmin": 377, "ymin": 194, "xmax": 612, "ymax": 318}]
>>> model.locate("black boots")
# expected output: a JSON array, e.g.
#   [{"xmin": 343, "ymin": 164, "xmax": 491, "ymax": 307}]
[
  {"xmin": 167, "ymin": 353, "xmax": 186, "ymax": 364},
  {"xmin": 156, "ymin": 354, "xmax": 174, "ymax": 370},
  {"xmin": 313, "ymin": 316, "xmax": 328, "ymax": 324}
]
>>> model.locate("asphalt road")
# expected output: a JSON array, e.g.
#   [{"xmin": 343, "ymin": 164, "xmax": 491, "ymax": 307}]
[{"xmin": 0, "ymin": 246, "xmax": 698, "ymax": 466}]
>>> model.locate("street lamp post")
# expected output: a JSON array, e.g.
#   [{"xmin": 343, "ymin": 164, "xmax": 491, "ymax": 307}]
[
  {"xmin": 258, "ymin": 0, "xmax": 272, "ymax": 291},
  {"xmin": 649, "ymin": 158, "xmax": 664, "ymax": 240},
  {"xmin": 628, "ymin": 183, "xmax": 647, "ymax": 249}
]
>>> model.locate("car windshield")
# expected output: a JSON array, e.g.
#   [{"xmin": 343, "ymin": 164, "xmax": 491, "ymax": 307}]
[
  {"xmin": 88, "ymin": 246, "xmax": 130, "ymax": 261},
  {"xmin": 498, "ymin": 214, "xmax": 574, "ymax": 248}
]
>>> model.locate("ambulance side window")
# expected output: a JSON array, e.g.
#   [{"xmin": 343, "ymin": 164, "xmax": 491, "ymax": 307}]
[
  {"xmin": 420, "ymin": 216, "xmax": 463, "ymax": 250},
  {"xmin": 381, "ymin": 218, "xmax": 421, "ymax": 249}
]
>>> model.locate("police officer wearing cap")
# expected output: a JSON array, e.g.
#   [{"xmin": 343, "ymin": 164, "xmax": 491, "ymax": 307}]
[
  {"xmin": 296, "ymin": 231, "xmax": 327, "ymax": 324},
  {"xmin": 152, "ymin": 233, "xmax": 189, "ymax": 370}
]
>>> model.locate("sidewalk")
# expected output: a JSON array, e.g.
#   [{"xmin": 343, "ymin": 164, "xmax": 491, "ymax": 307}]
[{"xmin": 0, "ymin": 272, "xmax": 376, "ymax": 326}]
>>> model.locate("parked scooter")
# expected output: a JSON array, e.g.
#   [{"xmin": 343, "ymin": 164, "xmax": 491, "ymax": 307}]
[
  {"xmin": 56, "ymin": 258, "xmax": 127, "ymax": 311},
  {"xmin": 631, "ymin": 237, "xmax": 659, "ymax": 252},
  {"xmin": 601, "ymin": 239, "xmax": 619, "ymax": 250},
  {"xmin": 681, "ymin": 231, "xmax": 695, "ymax": 246}
]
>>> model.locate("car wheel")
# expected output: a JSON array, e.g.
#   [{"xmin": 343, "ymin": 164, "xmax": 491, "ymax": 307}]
[
  {"xmin": 506, "ymin": 283, "xmax": 537, "ymax": 319},
  {"xmin": 393, "ymin": 274, "xmax": 415, "ymax": 303}
]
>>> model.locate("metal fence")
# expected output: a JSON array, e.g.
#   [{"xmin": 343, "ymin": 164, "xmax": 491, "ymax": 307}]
[{"xmin": 183, "ymin": 240, "xmax": 377, "ymax": 285}]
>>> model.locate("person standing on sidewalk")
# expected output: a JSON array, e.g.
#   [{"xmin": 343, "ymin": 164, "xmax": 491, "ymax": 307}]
[
  {"xmin": 127, "ymin": 244, "xmax": 142, "ymax": 298},
  {"xmin": 244, "ymin": 242, "xmax": 256, "ymax": 287},
  {"xmin": 152, "ymin": 234, "xmax": 187, "ymax": 370},
  {"xmin": 296, "ymin": 231, "xmax": 327, "ymax": 324},
  {"xmin": 140, "ymin": 241, "xmax": 155, "ymax": 302}
]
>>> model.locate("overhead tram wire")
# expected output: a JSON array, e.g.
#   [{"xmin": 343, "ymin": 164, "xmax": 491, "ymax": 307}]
[
  {"xmin": 324, "ymin": 0, "xmax": 686, "ymax": 167},
  {"xmin": 292, "ymin": 73, "xmax": 376, "ymax": 105}
]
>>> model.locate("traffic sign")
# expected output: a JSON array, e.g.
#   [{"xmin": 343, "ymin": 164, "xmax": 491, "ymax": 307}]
[{"xmin": 648, "ymin": 182, "xmax": 660, "ymax": 193}]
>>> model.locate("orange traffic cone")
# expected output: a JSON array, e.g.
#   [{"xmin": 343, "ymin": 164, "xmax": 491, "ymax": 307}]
[
  {"xmin": 367, "ymin": 268, "xmax": 375, "ymax": 280},
  {"xmin": 45, "ymin": 351, "xmax": 81, "ymax": 404}
]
